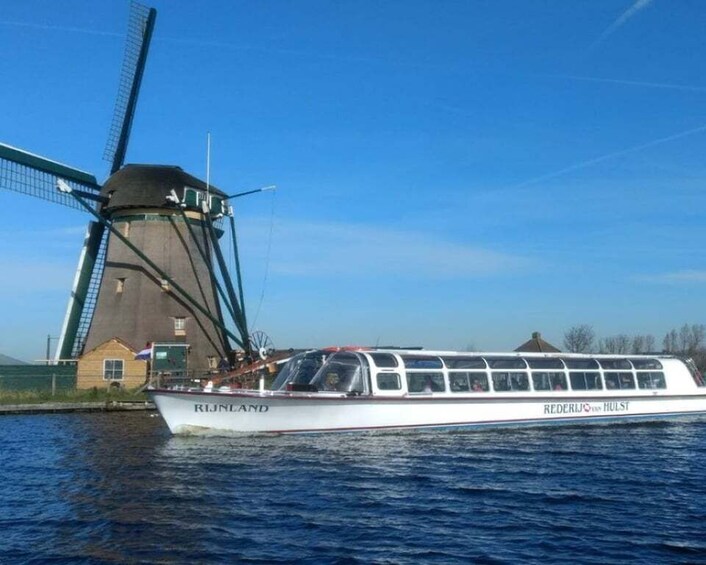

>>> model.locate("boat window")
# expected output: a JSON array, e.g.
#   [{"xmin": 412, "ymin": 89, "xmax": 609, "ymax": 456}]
[
  {"xmin": 310, "ymin": 352, "xmax": 368, "ymax": 394},
  {"xmin": 402, "ymin": 355, "xmax": 443, "ymax": 369},
  {"xmin": 604, "ymin": 372, "xmax": 635, "ymax": 390},
  {"xmin": 370, "ymin": 353, "xmax": 399, "ymax": 368},
  {"xmin": 532, "ymin": 372, "xmax": 567, "ymax": 391},
  {"xmin": 569, "ymin": 372, "xmax": 603, "ymax": 390},
  {"xmin": 486, "ymin": 357, "xmax": 527, "ymax": 369},
  {"xmin": 563, "ymin": 358, "xmax": 600, "ymax": 370},
  {"xmin": 630, "ymin": 358, "xmax": 663, "ymax": 370},
  {"xmin": 449, "ymin": 371, "xmax": 489, "ymax": 392},
  {"xmin": 684, "ymin": 358, "xmax": 706, "ymax": 387},
  {"xmin": 443, "ymin": 356, "xmax": 486, "ymax": 369},
  {"xmin": 406, "ymin": 372, "xmax": 445, "ymax": 393},
  {"xmin": 598, "ymin": 359, "xmax": 632, "ymax": 370},
  {"xmin": 492, "ymin": 372, "xmax": 529, "ymax": 392},
  {"xmin": 526, "ymin": 358, "xmax": 565, "ymax": 369},
  {"xmin": 376, "ymin": 373, "xmax": 401, "ymax": 391},
  {"xmin": 271, "ymin": 351, "xmax": 326, "ymax": 390},
  {"xmin": 637, "ymin": 372, "xmax": 666, "ymax": 390}
]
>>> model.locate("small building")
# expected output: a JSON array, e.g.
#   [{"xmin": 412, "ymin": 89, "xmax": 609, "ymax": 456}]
[
  {"xmin": 514, "ymin": 331, "xmax": 561, "ymax": 353},
  {"xmin": 76, "ymin": 337, "xmax": 147, "ymax": 390}
]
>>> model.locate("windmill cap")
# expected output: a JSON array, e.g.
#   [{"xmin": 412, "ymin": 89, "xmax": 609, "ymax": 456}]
[{"xmin": 100, "ymin": 164, "xmax": 227, "ymax": 212}]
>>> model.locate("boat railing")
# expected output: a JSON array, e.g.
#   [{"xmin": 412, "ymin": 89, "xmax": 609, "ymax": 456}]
[{"xmin": 148, "ymin": 371, "xmax": 204, "ymax": 390}]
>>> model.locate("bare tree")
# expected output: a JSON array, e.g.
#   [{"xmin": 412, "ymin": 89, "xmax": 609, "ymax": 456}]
[
  {"xmin": 563, "ymin": 325, "xmax": 595, "ymax": 353},
  {"xmin": 600, "ymin": 334, "xmax": 630, "ymax": 354},
  {"xmin": 663, "ymin": 329, "xmax": 679, "ymax": 353},
  {"xmin": 630, "ymin": 334, "xmax": 656, "ymax": 354},
  {"xmin": 631, "ymin": 335, "xmax": 645, "ymax": 354},
  {"xmin": 644, "ymin": 334, "xmax": 656, "ymax": 353},
  {"xmin": 678, "ymin": 324, "xmax": 705, "ymax": 355}
]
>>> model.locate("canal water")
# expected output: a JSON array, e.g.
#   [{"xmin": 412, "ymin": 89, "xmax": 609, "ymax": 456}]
[{"xmin": 1, "ymin": 412, "xmax": 705, "ymax": 563}]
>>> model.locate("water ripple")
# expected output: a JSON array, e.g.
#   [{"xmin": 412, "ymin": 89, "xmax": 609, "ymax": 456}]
[{"xmin": 1, "ymin": 414, "xmax": 706, "ymax": 563}]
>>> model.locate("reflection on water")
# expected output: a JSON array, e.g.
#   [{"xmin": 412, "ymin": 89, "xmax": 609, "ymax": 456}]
[{"xmin": 1, "ymin": 413, "xmax": 705, "ymax": 563}]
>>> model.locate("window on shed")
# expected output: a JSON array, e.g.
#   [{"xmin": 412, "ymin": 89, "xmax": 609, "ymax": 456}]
[
  {"xmin": 402, "ymin": 356, "xmax": 443, "ymax": 369},
  {"xmin": 104, "ymin": 359, "xmax": 124, "ymax": 380},
  {"xmin": 492, "ymin": 372, "xmax": 529, "ymax": 392},
  {"xmin": 443, "ymin": 356, "xmax": 486, "ymax": 369},
  {"xmin": 569, "ymin": 371, "xmax": 602, "ymax": 390},
  {"xmin": 406, "ymin": 371, "xmax": 445, "ymax": 393},
  {"xmin": 604, "ymin": 372, "xmax": 635, "ymax": 390},
  {"xmin": 376, "ymin": 373, "xmax": 401, "ymax": 391},
  {"xmin": 637, "ymin": 372, "xmax": 666, "ymax": 390},
  {"xmin": 370, "ymin": 353, "xmax": 398, "ymax": 368}
]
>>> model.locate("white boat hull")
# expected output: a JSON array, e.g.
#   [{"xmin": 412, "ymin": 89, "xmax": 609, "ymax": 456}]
[{"xmin": 149, "ymin": 389, "xmax": 706, "ymax": 435}]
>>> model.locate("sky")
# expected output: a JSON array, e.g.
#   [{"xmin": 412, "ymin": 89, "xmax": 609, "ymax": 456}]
[{"xmin": 1, "ymin": 0, "xmax": 705, "ymax": 362}]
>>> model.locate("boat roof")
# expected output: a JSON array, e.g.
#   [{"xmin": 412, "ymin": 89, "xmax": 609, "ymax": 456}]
[{"xmin": 357, "ymin": 348, "xmax": 675, "ymax": 359}]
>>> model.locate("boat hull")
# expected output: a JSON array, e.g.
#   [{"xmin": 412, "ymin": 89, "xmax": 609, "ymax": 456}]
[{"xmin": 148, "ymin": 389, "xmax": 706, "ymax": 435}]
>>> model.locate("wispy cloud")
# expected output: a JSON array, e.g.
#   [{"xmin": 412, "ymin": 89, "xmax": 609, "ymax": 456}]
[
  {"xmin": 509, "ymin": 123, "xmax": 706, "ymax": 190},
  {"xmin": 0, "ymin": 20, "xmax": 121, "ymax": 38},
  {"xmin": 636, "ymin": 270, "xmax": 706, "ymax": 284},
  {"xmin": 542, "ymin": 74, "xmax": 706, "ymax": 93},
  {"xmin": 591, "ymin": 0, "xmax": 656, "ymax": 49},
  {"xmin": 240, "ymin": 219, "xmax": 532, "ymax": 279}
]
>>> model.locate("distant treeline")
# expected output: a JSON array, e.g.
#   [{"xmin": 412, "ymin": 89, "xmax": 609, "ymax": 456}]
[{"xmin": 563, "ymin": 324, "xmax": 706, "ymax": 371}]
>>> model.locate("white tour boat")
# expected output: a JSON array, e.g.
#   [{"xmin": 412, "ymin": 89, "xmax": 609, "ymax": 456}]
[{"xmin": 148, "ymin": 349, "xmax": 706, "ymax": 435}]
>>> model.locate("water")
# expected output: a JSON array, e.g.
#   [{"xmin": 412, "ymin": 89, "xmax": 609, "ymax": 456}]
[{"xmin": 1, "ymin": 413, "xmax": 705, "ymax": 564}]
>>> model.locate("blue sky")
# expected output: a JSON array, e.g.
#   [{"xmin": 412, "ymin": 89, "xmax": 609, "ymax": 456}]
[{"xmin": 1, "ymin": 0, "xmax": 705, "ymax": 361}]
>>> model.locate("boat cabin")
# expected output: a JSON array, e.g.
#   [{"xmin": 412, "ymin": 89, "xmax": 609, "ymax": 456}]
[{"xmin": 274, "ymin": 349, "xmax": 705, "ymax": 397}]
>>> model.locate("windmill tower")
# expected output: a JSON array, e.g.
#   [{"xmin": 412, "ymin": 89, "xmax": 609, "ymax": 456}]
[{"xmin": 0, "ymin": 2, "xmax": 252, "ymax": 378}]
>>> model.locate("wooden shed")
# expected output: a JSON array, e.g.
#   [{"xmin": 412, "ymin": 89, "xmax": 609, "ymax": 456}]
[{"xmin": 76, "ymin": 337, "xmax": 147, "ymax": 390}]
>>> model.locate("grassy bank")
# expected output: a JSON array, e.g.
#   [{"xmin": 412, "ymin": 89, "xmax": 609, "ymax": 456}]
[{"xmin": 0, "ymin": 388, "xmax": 148, "ymax": 406}]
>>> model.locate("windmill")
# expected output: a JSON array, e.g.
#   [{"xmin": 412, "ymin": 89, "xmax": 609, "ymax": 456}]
[{"xmin": 0, "ymin": 2, "xmax": 255, "ymax": 374}]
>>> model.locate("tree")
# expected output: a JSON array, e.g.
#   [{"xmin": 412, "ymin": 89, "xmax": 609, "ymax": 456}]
[
  {"xmin": 563, "ymin": 325, "xmax": 595, "ymax": 353},
  {"xmin": 678, "ymin": 324, "xmax": 705, "ymax": 355},
  {"xmin": 599, "ymin": 334, "xmax": 630, "ymax": 354},
  {"xmin": 663, "ymin": 329, "xmax": 679, "ymax": 353},
  {"xmin": 631, "ymin": 335, "xmax": 645, "ymax": 354},
  {"xmin": 644, "ymin": 334, "xmax": 656, "ymax": 353}
]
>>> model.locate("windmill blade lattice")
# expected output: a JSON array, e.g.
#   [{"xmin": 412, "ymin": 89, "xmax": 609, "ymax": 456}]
[
  {"xmin": 0, "ymin": 143, "xmax": 101, "ymax": 211},
  {"xmin": 104, "ymin": 0, "xmax": 157, "ymax": 174},
  {"xmin": 66, "ymin": 225, "xmax": 109, "ymax": 359}
]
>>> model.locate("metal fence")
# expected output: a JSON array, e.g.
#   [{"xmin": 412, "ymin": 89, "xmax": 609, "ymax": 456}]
[{"xmin": 0, "ymin": 366, "xmax": 77, "ymax": 393}]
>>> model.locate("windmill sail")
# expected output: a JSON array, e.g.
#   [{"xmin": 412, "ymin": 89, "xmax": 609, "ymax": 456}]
[
  {"xmin": 0, "ymin": 143, "xmax": 104, "ymax": 361},
  {"xmin": 59, "ymin": 2, "xmax": 156, "ymax": 361},
  {"xmin": 2, "ymin": 3, "xmax": 254, "ymax": 375},
  {"xmin": 54, "ymin": 222, "xmax": 108, "ymax": 362},
  {"xmin": 104, "ymin": 1, "xmax": 157, "ymax": 174},
  {"xmin": 0, "ymin": 143, "xmax": 100, "ymax": 209}
]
